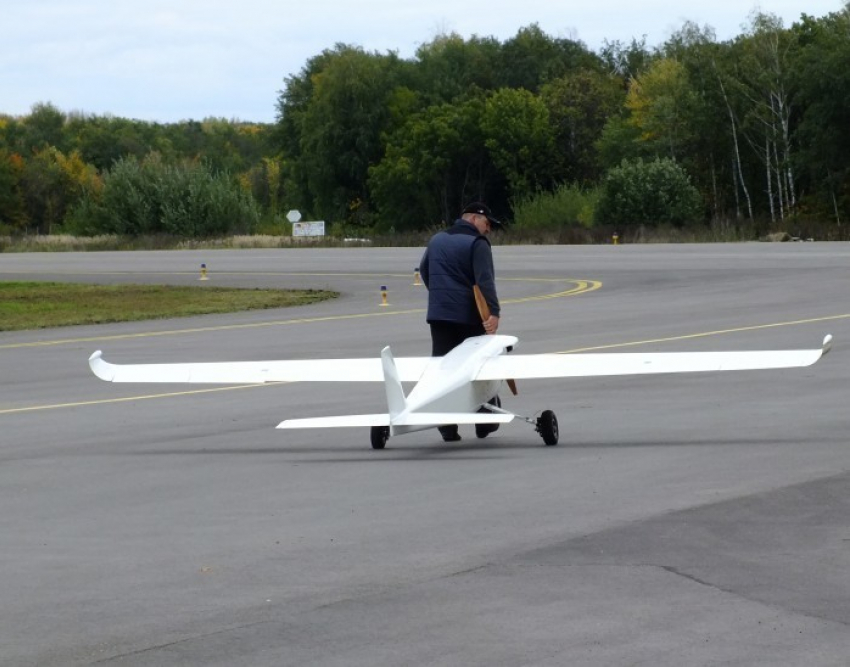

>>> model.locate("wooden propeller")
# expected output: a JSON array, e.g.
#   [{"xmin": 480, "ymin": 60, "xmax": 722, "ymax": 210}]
[{"xmin": 473, "ymin": 285, "xmax": 518, "ymax": 395}]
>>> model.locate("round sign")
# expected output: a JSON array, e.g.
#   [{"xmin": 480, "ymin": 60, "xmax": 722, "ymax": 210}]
[{"xmin": 286, "ymin": 209, "xmax": 302, "ymax": 223}]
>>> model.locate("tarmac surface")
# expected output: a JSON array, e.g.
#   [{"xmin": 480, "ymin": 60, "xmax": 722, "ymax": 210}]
[{"xmin": 1, "ymin": 242, "xmax": 849, "ymax": 666}]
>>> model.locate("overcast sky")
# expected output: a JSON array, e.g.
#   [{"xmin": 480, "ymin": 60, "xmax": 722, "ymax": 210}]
[{"xmin": 2, "ymin": 0, "xmax": 843, "ymax": 124}]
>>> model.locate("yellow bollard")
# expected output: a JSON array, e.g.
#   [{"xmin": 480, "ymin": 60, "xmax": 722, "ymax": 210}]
[
  {"xmin": 199, "ymin": 263, "xmax": 209, "ymax": 280},
  {"xmin": 380, "ymin": 285, "xmax": 389, "ymax": 307},
  {"xmin": 612, "ymin": 233, "xmax": 619, "ymax": 245},
  {"xmin": 413, "ymin": 268, "xmax": 421, "ymax": 286}
]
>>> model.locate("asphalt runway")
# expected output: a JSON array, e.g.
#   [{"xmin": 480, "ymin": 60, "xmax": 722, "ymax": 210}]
[{"xmin": 1, "ymin": 243, "xmax": 849, "ymax": 666}]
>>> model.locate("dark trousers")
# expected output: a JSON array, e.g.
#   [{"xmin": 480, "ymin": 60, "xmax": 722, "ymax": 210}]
[
  {"xmin": 429, "ymin": 321, "xmax": 486, "ymax": 438},
  {"xmin": 429, "ymin": 321, "xmax": 486, "ymax": 356}
]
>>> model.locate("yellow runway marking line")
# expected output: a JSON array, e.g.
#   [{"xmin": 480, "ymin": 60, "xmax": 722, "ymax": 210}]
[
  {"xmin": 2, "ymin": 270, "xmax": 519, "ymax": 279},
  {"xmin": 558, "ymin": 313, "xmax": 850, "ymax": 354},
  {"xmin": 0, "ymin": 383, "xmax": 273, "ymax": 415},
  {"xmin": 0, "ymin": 309, "xmax": 424, "ymax": 349}
]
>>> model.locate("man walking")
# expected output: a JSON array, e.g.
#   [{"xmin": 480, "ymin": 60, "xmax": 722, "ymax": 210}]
[{"xmin": 419, "ymin": 201, "xmax": 503, "ymax": 441}]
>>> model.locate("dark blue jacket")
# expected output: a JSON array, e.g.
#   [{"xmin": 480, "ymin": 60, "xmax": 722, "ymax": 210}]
[{"xmin": 419, "ymin": 219, "xmax": 500, "ymax": 324}]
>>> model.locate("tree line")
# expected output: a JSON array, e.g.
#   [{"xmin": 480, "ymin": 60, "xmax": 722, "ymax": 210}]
[{"xmin": 1, "ymin": 6, "xmax": 849, "ymax": 241}]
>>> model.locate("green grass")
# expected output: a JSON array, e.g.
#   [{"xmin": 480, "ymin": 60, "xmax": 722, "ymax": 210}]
[{"xmin": 0, "ymin": 282, "xmax": 338, "ymax": 331}]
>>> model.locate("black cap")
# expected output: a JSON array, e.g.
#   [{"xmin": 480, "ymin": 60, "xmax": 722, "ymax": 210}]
[{"xmin": 461, "ymin": 202, "xmax": 502, "ymax": 228}]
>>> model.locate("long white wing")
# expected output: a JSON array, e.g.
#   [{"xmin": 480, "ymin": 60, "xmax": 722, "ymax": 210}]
[
  {"xmin": 476, "ymin": 335, "xmax": 833, "ymax": 381},
  {"xmin": 89, "ymin": 351, "xmax": 432, "ymax": 384},
  {"xmin": 90, "ymin": 334, "xmax": 832, "ymax": 384}
]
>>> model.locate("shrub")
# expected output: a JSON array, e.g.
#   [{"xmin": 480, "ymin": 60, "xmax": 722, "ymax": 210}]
[
  {"xmin": 66, "ymin": 155, "xmax": 260, "ymax": 238},
  {"xmin": 511, "ymin": 183, "xmax": 599, "ymax": 230},
  {"xmin": 594, "ymin": 157, "xmax": 703, "ymax": 228}
]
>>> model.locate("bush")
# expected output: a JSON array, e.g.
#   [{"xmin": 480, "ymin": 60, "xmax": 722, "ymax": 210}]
[
  {"xmin": 66, "ymin": 154, "xmax": 260, "ymax": 238},
  {"xmin": 511, "ymin": 183, "xmax": 599, "ymax": 231},
  {"xmin": 595, "ymin": 157, "xmax": 703, "ymax": 228}
]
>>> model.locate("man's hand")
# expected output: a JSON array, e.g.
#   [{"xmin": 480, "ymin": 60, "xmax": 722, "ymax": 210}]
[{"xmin": 483, "ymin": 315, "xmax": 499, "ymax": 334}]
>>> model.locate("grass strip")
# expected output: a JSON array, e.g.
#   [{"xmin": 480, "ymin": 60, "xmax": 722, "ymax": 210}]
[{"xmin": 0, "ymin": 282, "xmax": 337, "ymax": 331}]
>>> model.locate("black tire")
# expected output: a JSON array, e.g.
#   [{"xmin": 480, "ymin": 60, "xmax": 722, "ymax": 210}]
[
  {"xmin": 537, "ymin": 410, "xmax": 559, "ymax": 446},
  {"xmin": 370, "ymin": 426, "xmax": 389, "ymax": 449}
]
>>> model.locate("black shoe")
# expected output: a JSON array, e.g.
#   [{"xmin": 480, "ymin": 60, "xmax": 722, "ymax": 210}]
[
  {"xmin": 475, "ymin": 395, "xmax": 501, "ymax": 438},
  {"xmin": 439, "ymin": 426, "xmax": 461, "ymax": 442}
]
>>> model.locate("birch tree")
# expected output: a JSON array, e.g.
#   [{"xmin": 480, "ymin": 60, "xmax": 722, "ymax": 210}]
[{"xmin": 729, "ymin": 13, "xmax": 798, "ymax": 222}]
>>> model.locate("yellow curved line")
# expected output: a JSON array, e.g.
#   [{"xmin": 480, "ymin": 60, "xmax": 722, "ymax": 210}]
[
  {"xmin": 505, "ymin": 280, "xmax": 602, "ymax": 304},
  {"xmin": 0, "ymin": 279, "xmax": 599, "ymax": 349}
]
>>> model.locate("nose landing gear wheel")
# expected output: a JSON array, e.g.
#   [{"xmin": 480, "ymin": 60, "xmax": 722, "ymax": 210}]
[
  {"xmin": 370, "ymin": 426, "xmax": 389, "ymax": 449},
  {"xmin": 536, "ymin": 410, "xmax": 559, "ymax": 446}
]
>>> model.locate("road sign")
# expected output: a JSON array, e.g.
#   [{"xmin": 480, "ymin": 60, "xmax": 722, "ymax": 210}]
[
  {"xmin": 292, "ymin": 221, "xmax": 325, "ymax": 237},
  {"xmin": 286, "ymin": 209, "xmax": 302, "ymax": 223}
]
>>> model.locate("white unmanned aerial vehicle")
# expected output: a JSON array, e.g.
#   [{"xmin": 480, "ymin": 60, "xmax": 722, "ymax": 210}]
[{"xmin": 89, "ymin": 332, "xmax": 832, "ymax": 449}]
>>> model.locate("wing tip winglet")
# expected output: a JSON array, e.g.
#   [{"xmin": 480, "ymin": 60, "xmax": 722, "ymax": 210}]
[
  {"xmin": 88, "ymin": 350, "xmax": 115, "ymax": 381},
  {"xmin": 823, "ymin": 334, "xmax": 833, "ymax": 356}
]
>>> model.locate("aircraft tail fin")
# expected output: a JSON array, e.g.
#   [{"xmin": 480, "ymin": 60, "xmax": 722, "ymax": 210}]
[{"xmin": 381, "ymin": 345, "xmax": 407, "ymax": 419}]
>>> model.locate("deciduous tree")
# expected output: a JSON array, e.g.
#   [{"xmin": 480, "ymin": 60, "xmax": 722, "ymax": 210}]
[
  {"xmin": 481, "ymin": 88, "xmax": 555, "ymax": 201},
  {"xmin": 541, "ymin": 69, "xmax": 624, "ymax": 184}
]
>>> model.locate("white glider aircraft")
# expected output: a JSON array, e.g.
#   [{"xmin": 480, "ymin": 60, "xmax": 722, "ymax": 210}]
[{"xmin": 89, "ymin": 332, "xmax": 833, "ymax": 449}]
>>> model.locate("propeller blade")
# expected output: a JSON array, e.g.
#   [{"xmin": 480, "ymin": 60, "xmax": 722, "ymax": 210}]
[{"xmin": 474, "ymin": 285, "xmax": 517, "ymax": 394}]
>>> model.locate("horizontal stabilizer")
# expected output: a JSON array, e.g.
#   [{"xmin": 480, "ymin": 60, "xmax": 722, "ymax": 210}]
[
  {"xmin": 476, "ymin": 335, "xmax": 833, "ymax": 381},
  {"xmin": 89, "ymin": 351, "xmax": 432, "ymax": 384},
  {"xmin": 392, "ymin": 412, "xmax": 514, "ymax": 426},
  {"xmin": 276, "ymin": 412, "xmax": 514, "ymax": 430},
  {"xmin": 277, "ymin": 414, "xmax": 391, "ymax": 429}
]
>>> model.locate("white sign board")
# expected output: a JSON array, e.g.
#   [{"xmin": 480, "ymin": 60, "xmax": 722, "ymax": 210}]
[
  {"xmin": 292, "ymin": 221, "xmax": 326, "ymax": 237},
  {"xmin": 286, "ymin": 209, "xmax": 302, "ymax": 223}
]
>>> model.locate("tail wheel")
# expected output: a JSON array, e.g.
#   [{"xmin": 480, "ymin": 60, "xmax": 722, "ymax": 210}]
[
  {"xmin": 536, "ymin": 410, "xmax": 559, "ymax": 446},
  {"xmin": 370, "ymin": 426, "xmax": 389, "ymax": 450}
]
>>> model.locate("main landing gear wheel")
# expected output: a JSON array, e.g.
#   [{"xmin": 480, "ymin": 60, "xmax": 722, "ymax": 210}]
[
  {"xmin": 370, "ymin": 426, "xmax": 389, "ymax": 449},
  {"xmin": 536, "ymin": 410, "xmax": 559, "ymax": 446}
]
